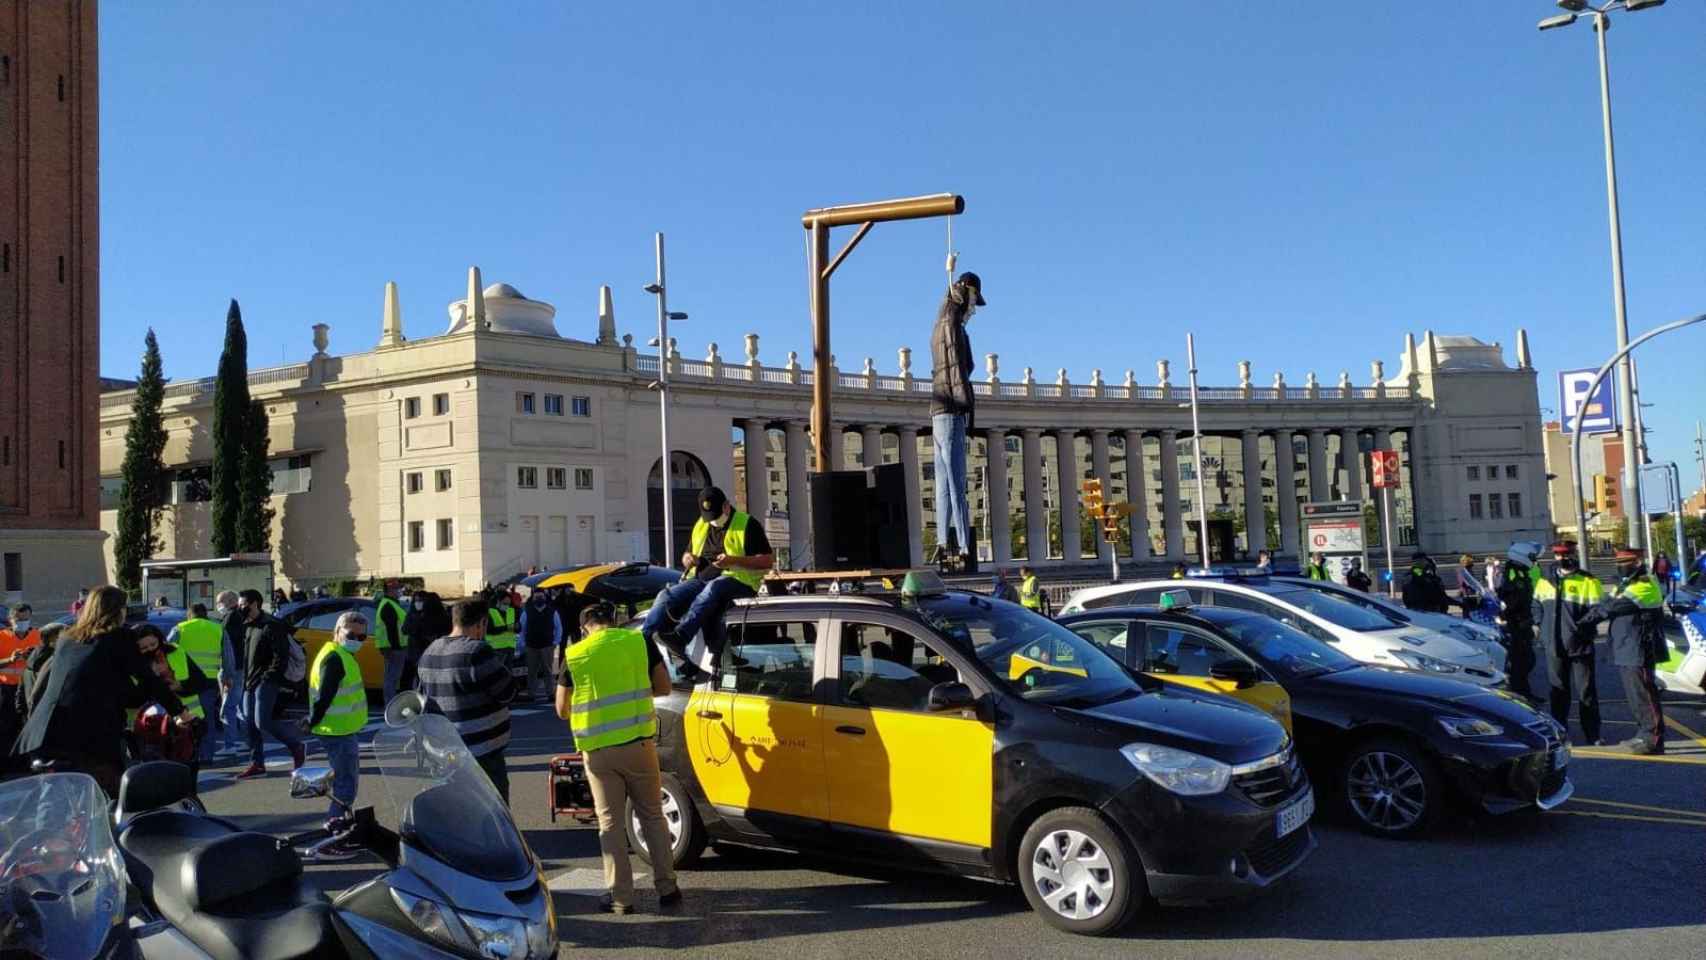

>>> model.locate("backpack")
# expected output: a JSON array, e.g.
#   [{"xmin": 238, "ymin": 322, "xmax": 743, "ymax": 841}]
[{"xmin": 282, "ymin": 629, "xmax": 308, "ymax": 684}]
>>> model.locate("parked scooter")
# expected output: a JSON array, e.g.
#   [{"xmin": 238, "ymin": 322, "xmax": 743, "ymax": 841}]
[
  {"xmin": 115, "ymin": 691, "xmax": 557, "ymax": 959},
  {"xmin": 0, "ymin": 772, "xmax": 135, "ymax": 959}
]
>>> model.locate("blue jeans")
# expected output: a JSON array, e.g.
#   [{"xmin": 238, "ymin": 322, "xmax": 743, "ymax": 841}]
[
  {"xmin": 320, "ymin": 733, "xmax": 360, "ymax": 818},
  {"xmin": 220, "ymin": 670, "xmax": 245, "ymax": 751},
  {"xmin": 196, "ymin": 690, "xmax": 220, "ymax": 762},
  {"xmin": 642, "ymin": 576, "xmax": 755, "ymax": 665},
  {"xmin": 932, "ymin": 412, "xmax": 971, "ymax": 555},
  {"xmin": 244, "ymin": 680, "xmax": 303, "ymax": 767}
]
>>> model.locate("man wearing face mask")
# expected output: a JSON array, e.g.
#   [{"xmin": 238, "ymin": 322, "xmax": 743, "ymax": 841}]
[
  {"xmin": 214, "ymin": 591, "xmax": 248, "ymax": 757},
  {"xmin": 0, "ymin": 604, "xmax": 42, "ymax": 757},
  {"xmin": 641, "ymin": 486, "xmax": 773, "ymax": 684},
  {"xmin": 930, "ymin": 271, "xmax": 985, "ymax": 573},
  {"xmin": 1578, "ymin": 548, "xmax": 1667, "ymax": 754},
  {"xmin": 299, "ymin": 611, "xmax": 369, "ymax": 829}
]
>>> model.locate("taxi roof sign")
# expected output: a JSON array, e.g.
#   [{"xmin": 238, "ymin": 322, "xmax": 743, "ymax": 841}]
[
  {"xmin": 1158, "ymin": 588, "xmax": 1194, "ymax": 611},
  {"xmin": 900, "ymin": 570, "xmax": 947, "ymax": 599}
]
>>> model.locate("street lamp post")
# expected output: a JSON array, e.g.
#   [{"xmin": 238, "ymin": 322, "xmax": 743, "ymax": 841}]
[
  {"xmin": 1185, "ymin": 334, "xmax": 1213, "ymax": 573},
  {"xmin": 643, "ymin": 233, "xmax": 689, "ymax": 568},
  {"xmin": 1539, "ymin": 0, "xmax": 1667, "ymax": 555}
]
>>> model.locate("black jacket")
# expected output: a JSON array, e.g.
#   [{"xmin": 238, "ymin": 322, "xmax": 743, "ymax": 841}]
[
  {"xmin": 1495, "ymin": 563, "xmax": 1538, "ymax": 628},
  {"xmin": 929, "ymin": 307, "xmax": 975, "ymax": 420},
  {"xmin": 1537, "ymin": 570, "xmax": 1601, "ymax": 660},
  {"xmin": 221, "ymin": 607, "xmax": 247, "ymax": 674},
  {"xmin": 14, "ymin": 627, "xmax": 184, "ymax": 766},
  {"xmin": 1402, "ymin": 567, "xmax": 1450, "ymax": 613},
  {"xmin": 241, "ymin": 613, "xmax": 294, "ymax": 689}
]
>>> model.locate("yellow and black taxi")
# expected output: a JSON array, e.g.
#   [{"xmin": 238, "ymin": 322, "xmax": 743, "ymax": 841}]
[
  {"xmin": 1059, "ymin": 592, "xmax": 1573, "ymax": 839},
  {"xmin": 627, "ymin": 574, "xmax": 1314, "ymax": 936}
]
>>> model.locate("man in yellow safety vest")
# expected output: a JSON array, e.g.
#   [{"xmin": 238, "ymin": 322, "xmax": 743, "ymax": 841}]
[
  {"xmin": 373, "ymin": 581, "xmax": 411, "ymax": 706},
  {"xmin": 558, "ymin": 600, "xmax": 678, "ymax": 915},
  {"xmin": 1579, "ymin": 548, "xmax": 1667, "ymax": 755},
  {"xmin": 167, "ymin": 603, "xmax": 225, "ymax": 756},
  {"xmin": 1018, "ymin": 565, "xmax": 1044, "ymax": 614},
  {"xmin": 300, "ymin": 611, "xmax": 369, "ymax": 826},
  {"xmin": 640, "ymin": 486, "xmax": 774, "ymax": 684}
]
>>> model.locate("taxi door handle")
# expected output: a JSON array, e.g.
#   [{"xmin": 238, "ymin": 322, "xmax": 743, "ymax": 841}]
[
  {"xmin": 835, "ymin": 724, "xmax": 866, "ymax": 736},
  {"xmin": 696, "ymin": 709, "xmax": 723, "ymax": 720}
]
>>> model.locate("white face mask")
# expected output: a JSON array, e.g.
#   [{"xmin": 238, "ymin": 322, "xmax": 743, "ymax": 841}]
[
  {"xmin": 342, "ymin": 635, "xmax": 365, "ymax": 652},
  {"xmin": 12, "ymin": 620, "xmax": 29, "ymax": 633}
]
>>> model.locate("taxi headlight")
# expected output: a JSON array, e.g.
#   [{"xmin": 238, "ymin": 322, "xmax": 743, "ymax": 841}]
[
  {"xmin": 1121, "ymin": 743, "xmax": 1231, "ymax": 796},
  {"xmin": 1390, "ymin": 650, "xmax": 1461, "ymax": 674},
  {"xmin": 1437, "ymin": 716, "xmax": 1503, "ymax": 738}
]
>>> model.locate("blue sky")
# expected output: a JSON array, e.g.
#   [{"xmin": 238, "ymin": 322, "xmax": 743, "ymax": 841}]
[{"xmin": 101, "ymin": 3, "xmax": 1705, "ymax": 484}]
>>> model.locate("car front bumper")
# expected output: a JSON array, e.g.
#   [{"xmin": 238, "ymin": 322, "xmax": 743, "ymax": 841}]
[
  {"xmin": 1101, "ymin": 771, "xmax": 1316, "ymax": 904},
  {"xmin": 1436, "ymin": 732, "xmax": 1571, "ymax": 816}
]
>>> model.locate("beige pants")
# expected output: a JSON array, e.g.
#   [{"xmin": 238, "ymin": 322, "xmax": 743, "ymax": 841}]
[{"xmin": 584, "ymin": 737, "xmax": 679, "ymax": 905}]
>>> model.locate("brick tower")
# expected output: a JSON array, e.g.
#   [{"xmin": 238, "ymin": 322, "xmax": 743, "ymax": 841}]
[{"xmin": 0, "ymin": 0, "xmax": 104, "ymax": 613}]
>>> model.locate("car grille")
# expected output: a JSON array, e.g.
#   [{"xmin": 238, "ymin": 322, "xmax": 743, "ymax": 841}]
[
  {"xmin": 1464, "ymin": 666, "xmax": 1496, "ymax": 680},
  {"xmin": 1232, "ymin": 749, "xmax": 1306, "ymax": 808},
  {"xmin": 1511, "ymin": 717, "xmax": 1566, "ymax": 799},
  {"xmin": 1245, "ymin": 827, "xmax": 1311, "ymax": 878}
]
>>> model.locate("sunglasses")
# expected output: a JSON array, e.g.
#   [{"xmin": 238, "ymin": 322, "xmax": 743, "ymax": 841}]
[{"xmin": 347, "ymin": 631, "xmax": 368, "ymax": 640}]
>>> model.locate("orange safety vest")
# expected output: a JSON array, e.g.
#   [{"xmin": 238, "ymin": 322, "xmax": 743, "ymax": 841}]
[{"xmin": 0, "ymin": 627, "xmax": 42, "ymax": 686}]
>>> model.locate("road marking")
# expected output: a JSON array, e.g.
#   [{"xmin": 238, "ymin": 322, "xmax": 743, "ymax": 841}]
[
  {"xmin": 1662, "ymin": 712, "xmax": 1706, "ymax": 749},
  {"xmin": 1551, "ymin": 809, "xmax": 1706, "ymax": 828},
  {"xmin": 1570, "ymin": 797, "xmax": 1706, "ymax": 819},
  {"xmin": 1570, "ymin": 748, "xmax": 1706, "ymax": 766}
]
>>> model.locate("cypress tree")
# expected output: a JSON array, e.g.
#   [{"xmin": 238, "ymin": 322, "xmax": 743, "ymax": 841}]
[
  {"xmin": 237, "ymin": 399, "xmax": 276, "ymax": 552},
  {"xmin": 210, "ymin": 299, "xmax": 250, "ymax": 555},
  {"xmin": 114, "ymin": 330, "xmax": 168, "ymax": 592}
]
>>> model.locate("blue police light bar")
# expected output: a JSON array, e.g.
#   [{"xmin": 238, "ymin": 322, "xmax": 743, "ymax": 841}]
[{"xmin": 1186, "ymin": 566, "xmax": 1271, "ymax": 581}]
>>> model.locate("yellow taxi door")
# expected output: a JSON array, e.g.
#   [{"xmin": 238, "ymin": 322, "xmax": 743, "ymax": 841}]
[
  {"xmin": 822, "ymin": 618, "xmax": 994, "ymax": 850},
  {"xmin": 1141, "ymin": 623, "xmax": 1292, "ymax": 732},
  {"xmin": 685, "ymin": 614, "xmax": 829, "ymax": 826}
]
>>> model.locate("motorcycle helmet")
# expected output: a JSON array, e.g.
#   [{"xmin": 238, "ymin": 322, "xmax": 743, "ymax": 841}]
[{"xmin": 1507, "ymin": 540, "xmax": 1542, "ymax": 566}]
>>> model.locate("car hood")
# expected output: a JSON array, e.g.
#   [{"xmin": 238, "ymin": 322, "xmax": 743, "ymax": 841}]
[
  {"xmin": 1314, "ymin": 666, "xmax": 1547, "ymax": 725},
  {"xmin": 1074, "ymin": 689, "xmax": 1288, "ymax": 766},
  {"xmin": 1372, "ymin": 626, "xmax": 1491, "ymax": 665}
]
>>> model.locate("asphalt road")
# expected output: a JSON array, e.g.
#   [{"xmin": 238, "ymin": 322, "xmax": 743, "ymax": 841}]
[{"xmin": 196, "ymin": 653, "xmax": 1706, "ymax": 960}]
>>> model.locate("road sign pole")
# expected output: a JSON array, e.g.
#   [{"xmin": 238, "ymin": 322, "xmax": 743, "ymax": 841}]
[{"xmin": 1383, "ymin": 486, "xmax": 1396, "ymax": 599}]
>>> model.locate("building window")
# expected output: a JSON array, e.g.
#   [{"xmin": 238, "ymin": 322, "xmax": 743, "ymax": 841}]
[
  {"xmin": 2, "ymin": 436, "xmax": 8, "ymax": 465},
  {"xmin": 100, "ymin": 476, "xmax": 123, "ymax": 510},
  {"xmin": 1506, "ymin": 464, "xmax": 1518, "ymax": 479},
  {"xmin": 269, "ymin": 455, "xmax": 312, "ymax": 494},
  {"xmin": 172, "ymin": 466, "xmax": 213, "ymax": 504},
  {"xmin": 1485, "ymin": 463, "xmax": 1498, "ymax": 481},
  {"xmin": 544, "ymin": 394, "xmax": 564, "ymax": 416},
  {"xmin": 1468, "ymin": 494, "xmax": 1483, "ymax": 519},
  {"xmin": 517, "ymin": 466, "xmax": 538, "ymax": 489},
  {"xmin": 2, "ymin": 244, "xmax": 8, "ymax": 273},
  {"xmin": 435, "ymin": 469, "xmax": 452, "ymax": 492},
  {"xmin": 1466, "ymin": 465, "xmax": 1479, "ymax": 481},
  {"xmin": 433, "ymin": 393, "xmax": 450, "ymax": 416},
  {"xmin": 2, "ymin": 56, "xmax": 9, "ymax": 84},
  {"xmin": 1488, "ymin": 493, "xmax": 1503, "ymax": 520},
  {"xmin": 517, "ymin": 393, "xmax": 536, "ymax": 415},
  {"xmin": 546, "ymin": 467, "xmax": 567, "ymax": 490},
  {"xmin": 56, "ymin": 74, "xmax": 64, "ymax": 102},
  {"xmin": 404, "ymin": 397, "xmax": 421, "ymax": 419},
  {"xmin": 436, "ymin": 518, "xmax": 454, "ymax": 550},
  {"xmin": 406, "ymin": 472, "xmax": 423, "ymax": 494},
  {"xmin": 571, "ymin": 396, "xmax": 592, "ymax": 417},
  {"xmin": 57, "ymin": 256, "xmax": 64, "ymax": 283},
  {"xmin": 1508, "ymin": 492, "xmax": 1522, "ymax": 517},
  {"xmin": 574, "ymin": 468, "xmax": 594, "ymax": 490},
  {"xmin": 2, "ymin": 553, "xmax": 20, "ymax": 593},
  {"xmin": 57, "ymin": 440, "xmax": 65, "ymax": 469},
  {"xmin": 407, "ymin": 521, "xmax": 424, "ymax": 552}
]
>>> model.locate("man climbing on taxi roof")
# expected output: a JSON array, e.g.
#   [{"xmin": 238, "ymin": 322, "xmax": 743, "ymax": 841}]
[{"xmin": 641, "ymin": 486, "xmax": 774, "ymax": 684}]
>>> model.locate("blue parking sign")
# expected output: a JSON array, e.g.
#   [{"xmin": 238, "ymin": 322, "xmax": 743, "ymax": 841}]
[{"xmin": 1559, "ymin": 369, "xmax": 1617, "ymax": 435}]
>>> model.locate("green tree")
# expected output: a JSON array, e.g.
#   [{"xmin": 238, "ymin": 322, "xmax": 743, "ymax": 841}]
[
  {"xmin": 1651, "ymin": 515, "xmax": 1706, "ymax": 564},
  {"xmin": 114, "ymin": 330, "xmax": 168, "ymax": 592},
  {"xmin": 236, "ymin": 399, "xmax": 275, "ymax": 552},
  {"xmin": 210, "ymin": 299, "xmax": 250, "ymax": 555}
]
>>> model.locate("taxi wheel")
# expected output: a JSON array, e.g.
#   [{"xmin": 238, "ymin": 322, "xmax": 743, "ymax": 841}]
[
  {"xmin": 627, "ymin": 773, "xmax": 706, "ymax": 869},
  {"xmin": 1341, "ymin": 736, "xmax": 1442, "ymax": 839},
  {"xmin": 1016, "ymin": 807, "xmax": 1141, "ymax": 936}
]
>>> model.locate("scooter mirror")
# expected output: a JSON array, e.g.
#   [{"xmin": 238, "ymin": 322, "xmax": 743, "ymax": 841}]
[{"xmin": 290, "ymin": 765, "xmax": 335, "ymax": 799}]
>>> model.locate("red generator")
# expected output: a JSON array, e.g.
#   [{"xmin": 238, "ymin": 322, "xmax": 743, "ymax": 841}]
[{"xmin": 548, "ymin": 754, "xmax": 597, "ymax": 824}]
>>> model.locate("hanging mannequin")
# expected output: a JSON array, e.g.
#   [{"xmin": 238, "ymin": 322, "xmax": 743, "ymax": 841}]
[{"xmin": 929, "ymin": 269, "xmax": 986, "ymax": 572}]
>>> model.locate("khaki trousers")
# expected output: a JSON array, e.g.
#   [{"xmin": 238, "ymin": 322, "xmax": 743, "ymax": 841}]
[{"xmin": 584, "ymin": 737, "xmax": 679, "ymax": 905}]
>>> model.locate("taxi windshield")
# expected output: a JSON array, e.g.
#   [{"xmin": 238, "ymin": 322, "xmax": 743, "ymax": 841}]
[
  {"xmin": 1216, "ymin": 612, "xmax": 1358, "ymax": 678},
  {"xmin": 1266, "ymin": 588, "xmax": 1403, "ymax": 632},
  {"xmin": 916, "ymin": 595, "xmax": 1141, "ymax": 705}
]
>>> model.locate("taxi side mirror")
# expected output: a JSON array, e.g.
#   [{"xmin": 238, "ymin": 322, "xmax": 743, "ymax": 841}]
[
  {"xmin": 1209, "ymin": 660, "xmax": 1259, "ymax": 689},
  {"xmin": 927, "ymin": 681, "xmax": 977, "ymax": 713}
]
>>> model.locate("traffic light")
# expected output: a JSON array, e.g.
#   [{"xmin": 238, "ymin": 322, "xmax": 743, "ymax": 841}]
[{"xmin": 1082, "ymin": 478, "xmax": 1104, "ymax": 519}]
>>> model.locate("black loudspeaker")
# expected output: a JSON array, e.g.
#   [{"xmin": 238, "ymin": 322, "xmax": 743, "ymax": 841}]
[
  {"xmin": 869, "ymin": 463, "xmax": 912, "ymax": 569},
  {"xmin": 810, "ymin": 471, "xmax": 872, "ymax": 570}
]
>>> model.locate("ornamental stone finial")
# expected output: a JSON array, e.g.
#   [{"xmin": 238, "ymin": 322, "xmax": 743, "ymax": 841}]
[
  {"xmin": 706, "ymin": 342, "xmax": 720, "ymax": 363},
  {"xmin": 744, "ymin": 333, "xmax": 759, "ymax": 366},
  {"xmin": 1338, "ymin": 370, "xmax": 1350, "ymax": 389},
  {"xmin": 1274, "ymin": 371, "xmax": 1286, "ymax": 391},
  {"xmin": 1124, "ymin": 369, "xmax": 1135, "ymax": 388},
  {"xmin": 1238, "ymin": 360, "xmax": 1252, "ymax": 388},
  {"xmin": 985, "ymin": 353, "xmax": 999, "ymax": 382},
  {"xmin": 899, "ymin": 346, "xmax": 913, "ymax": 378},
  {"xmin": 1091, "ymin": 368, "xmax": 1104, "ymax": 387},
  {"xmin": 312, "ymin": 323, "xmax": 330, "ymax": 358},
  {"xmin": 1157, "ymin": 359, "xmax": 1171, "ymax": 388},
  {"xmin": 862, "ymin": 356, "xmax": 877, "ymax": 379},
  {"xmin": 1371, "ymin": 359, "xmax": 1385, "ymax": 384},
  {"xmin": 1057, "ymin": 368, "xmax": 1070, "ymax": 388}
]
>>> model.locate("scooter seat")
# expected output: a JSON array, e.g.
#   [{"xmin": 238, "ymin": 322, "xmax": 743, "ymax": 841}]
[{"xmin": 121, "ymin": 818, "xmax": 346, "ymax": 960}]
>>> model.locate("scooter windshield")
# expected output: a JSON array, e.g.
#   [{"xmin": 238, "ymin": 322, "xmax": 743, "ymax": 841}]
[
  {"xmin": 369, "ymin": 713, "xmax": 533, "ymax": 883},
  {"xmin": 0, "ymin": 773, "xmax": 127, "ymax": 960}
]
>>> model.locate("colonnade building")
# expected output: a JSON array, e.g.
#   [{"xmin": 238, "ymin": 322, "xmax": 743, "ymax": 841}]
[{"xmin": 96, "ymin": 270, "xmax": 1553, "ymax": 596}]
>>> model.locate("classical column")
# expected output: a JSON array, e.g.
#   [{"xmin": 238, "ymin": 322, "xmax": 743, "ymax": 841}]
[
  {"xmin": 1159, "ymin": 428, "xmax": 1183, "ymax": 561},
  {"xmin": 783, "ymin": 420, "xmax": 810, "ymax": 569},
  {"xmin": 826, "ymin": 423, "xmax": 847, "ymax": 471},
  {"xmin": 1089, "ymin": 430, "xmax": 1114, "ymax": 566},
  {"xmin": 1306, "ymin": 429, "xmax": 1328, "ymax": 503},
  {"xmin": 1241, "ymin": 429, "xmax": 1267, "ymax": 556},
  {"xmin": 1055, "ymin": 430, "xmax": 1082, "ymax": 562},
  {"xmin": 740, "ymin": 419, "xmax": 770, "ymax": 520},
  {"xmin": 1341, "ymin": 427, "xmax": 1364, "ymax": 504},
  {"xmin": 1022, "ymin": 429, "xmax": 1047, "ymax": 562},
  {"xmin": 1273, "ymin": 430, "xmax": 1299, "ymax": 556},
  {"xmin": 1372, "ymin": 428, "xmax": 1394, "ymax": 550},
  {"xmin": 897, "ymin": 425, "xmax": 924, "ymax": 566},
  {"xmin": 860, "ymin": 424, "xmax": 883, "ymax": 468},
  {"xmin": 1123, "ymin": 430, "xmax": 1149, "ymax": 560},
  {"xmin": 984, "ymin": 428, "xmax": 1012, "ymax": 565}
]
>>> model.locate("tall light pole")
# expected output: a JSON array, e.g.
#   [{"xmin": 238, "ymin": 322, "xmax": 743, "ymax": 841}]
[
  {"xmin": 1539, "ymin": 0, "xmax": 1667, "ymax": 554},
  {"xmin": 643, "ymin": 233, "xmax": 689, "ymax": 567},
  {"xmin": 1185, "ymin": 334, "xmax": 1213, "ymax": 573}
]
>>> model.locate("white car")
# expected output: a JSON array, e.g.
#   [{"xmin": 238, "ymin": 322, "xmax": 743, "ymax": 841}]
[
  {"xmin": 1270, "ymin": 576, "xmax": 1508, "ymax": 673},
  {"xmin": 1061, "ymin": 577, "xmax": 1508, "ymax": 687}
]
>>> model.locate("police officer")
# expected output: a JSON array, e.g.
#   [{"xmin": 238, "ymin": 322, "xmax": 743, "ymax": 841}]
[
  {"xmin": 558, "ymin": 601, "xmax": 679, "ymax": 914},
  {"xmin": 1018, "ymin": 565, "xmax": 1044, "ymax": 614},
  {"xmin": 1495, "ymin": 541, "xmax": 1542, "ymax": 700},
  {"xmin": 1402, "ymin": 554, "xmax": 1450, "ymax": 613},
  {"xmin": 1304, "ymin": 552, "xmax": 1330, "ymax": 581},
  {"xmin": 1535, "ymin": 542, "xmax": 1603, "ymax": 745},
  {"xmin": 1579, "ymin": 548, "xmax": 1667, "ymax": 755}
]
